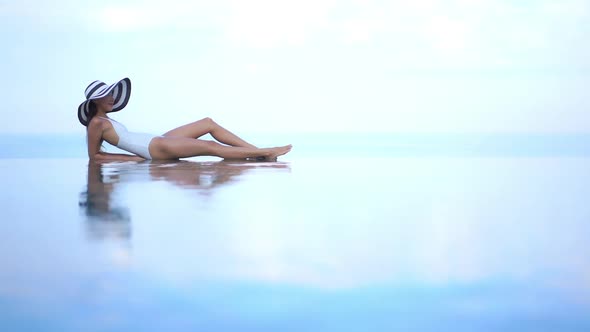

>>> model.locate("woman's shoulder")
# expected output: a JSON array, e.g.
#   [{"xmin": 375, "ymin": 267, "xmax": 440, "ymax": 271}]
[{"xmin": 88, "ymin": 116, "xmax": 110, "ymax": 131}]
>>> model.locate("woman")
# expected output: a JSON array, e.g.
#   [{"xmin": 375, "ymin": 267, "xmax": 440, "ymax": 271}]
[{"xmin": 78, "ymin": 78, "xmax": 292, "ymax": 161}]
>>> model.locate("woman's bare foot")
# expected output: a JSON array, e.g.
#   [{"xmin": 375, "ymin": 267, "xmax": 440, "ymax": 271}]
[{"xmin": 265, "ymin": 144, "xmax": 292, "ymax": 161}]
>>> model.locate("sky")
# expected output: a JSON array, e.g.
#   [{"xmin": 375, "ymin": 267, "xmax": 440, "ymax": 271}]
[{"xmin": 0, "ymin": 0, "xmax": 589, "ymax": 134}]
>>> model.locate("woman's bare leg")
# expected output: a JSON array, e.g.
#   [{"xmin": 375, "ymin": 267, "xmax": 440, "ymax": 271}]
[
  {"xmin": 163, "ymin": 117, "xmax": 257, "ymax": 148},
  {"xmin": 152, "ymin": 137, "xmax": 292, "ymax": 160}
]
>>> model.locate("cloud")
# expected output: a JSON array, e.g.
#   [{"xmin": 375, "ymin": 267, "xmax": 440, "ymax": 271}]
[
  {"xmin": 92, "ymin": 2, "xmax": 223, "ymax": 32},
  {"xmin": 220, "ymin": 0, "xmax": 337, "ymax": 47},
  {"xmin": 4, "ymin": 0, "xmax": 588, "ymax": 65},
  {"xmin": 0, "ymin": 0, "xmax": 85, "ymax": 27},
  {"xmin": 96, "ymin": 5, "xmax": 162, "ymax": 31}
]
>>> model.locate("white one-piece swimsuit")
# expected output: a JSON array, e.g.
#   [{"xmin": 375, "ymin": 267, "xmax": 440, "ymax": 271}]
[{"xmin": 101, "ymin": 117, "xmax": 158, "ymax": 159}]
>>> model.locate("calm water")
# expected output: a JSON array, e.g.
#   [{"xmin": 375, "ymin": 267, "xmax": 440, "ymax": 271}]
[{"xmin": 1, "ymin": 134, "xmax": 590, "ymax": 331}]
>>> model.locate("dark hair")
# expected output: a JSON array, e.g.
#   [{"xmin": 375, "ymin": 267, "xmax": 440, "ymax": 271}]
[
  {"xmin": 85, "ymin": 100, "xmax": 105, "ymax": 151},
  {"xmin": 86, "ymin": 101, "xmax": 98, "ymax": 127}
]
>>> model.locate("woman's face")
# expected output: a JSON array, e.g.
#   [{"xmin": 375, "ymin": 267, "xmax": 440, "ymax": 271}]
[{"xmin": 93, "ymin": 92, "xmax": 115, "ymax": 112}]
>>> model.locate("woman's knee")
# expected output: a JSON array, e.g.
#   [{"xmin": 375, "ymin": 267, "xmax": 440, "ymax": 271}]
[
  {"xmin": 202, "ymin": 117, "xmax": 218, "ymax": 130},
  {"xmin": 200, "ymin": 117, "xmax": 213, "ymax": 125}
]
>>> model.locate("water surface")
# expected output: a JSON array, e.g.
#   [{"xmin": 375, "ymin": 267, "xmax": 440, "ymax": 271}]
[{"xmin": 0, "ymin": 141, "xmax": 589, "ymax": 331}]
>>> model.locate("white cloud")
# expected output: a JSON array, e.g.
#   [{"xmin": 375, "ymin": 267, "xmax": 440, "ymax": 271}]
[
  {"xmin": 96, "ymin": 5, "xmax": 161, "ymax": 31},
  {"xmin": 220, "ymin": 0, "xmax": 337, "ymax": 47},
  {"xmin": 5, "ymin": 0, "xmax": 588, "ymax": 67},
  {"xmin": 92, "ymin": 2, "xmax": 224, "ymax": 32},
  {"xmin": 0, "ymin": 0, "xmax": 85, "ymax": 26}
]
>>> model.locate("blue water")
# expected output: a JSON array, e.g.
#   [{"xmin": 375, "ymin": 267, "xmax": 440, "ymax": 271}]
[{"xmin": 1, "ymin": 134, "xmax": 589, "ymax": 331}]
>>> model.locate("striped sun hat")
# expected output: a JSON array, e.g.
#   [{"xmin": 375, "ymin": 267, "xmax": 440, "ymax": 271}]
[{"xmin": 77, "ymin": 78, "xmax": 131, "ymax": 126}]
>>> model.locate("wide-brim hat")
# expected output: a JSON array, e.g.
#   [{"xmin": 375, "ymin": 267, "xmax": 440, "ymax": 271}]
[{"xmin": 78, "ymin": 78, "xmax": 131, "ymax": 126}]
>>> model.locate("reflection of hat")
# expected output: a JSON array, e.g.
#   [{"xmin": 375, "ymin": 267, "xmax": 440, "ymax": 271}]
[{"xmin": 77, "ymin": 78, "xmax": 131, "ymax": 126}]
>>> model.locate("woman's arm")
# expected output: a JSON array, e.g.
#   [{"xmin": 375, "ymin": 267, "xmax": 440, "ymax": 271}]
[{"xmin": 87, "ymin": 119, "xmax": 144, "ymax": 162}]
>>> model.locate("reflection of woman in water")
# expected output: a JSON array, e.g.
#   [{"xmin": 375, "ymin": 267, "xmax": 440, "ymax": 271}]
[
  {"xmin": 79, "ymin": 161, "xmax": 131, "ymax": 240},
  {"xmin": 78, "ymin": 78, "xmax": 292, "ymax": 162},
  {"xmin": 79, "ymin": 160, "xmax": 290, "ymax": 238},
  {"xmin": 148, "ymin": 159, "xmax": 290, "ymax": 193}
]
